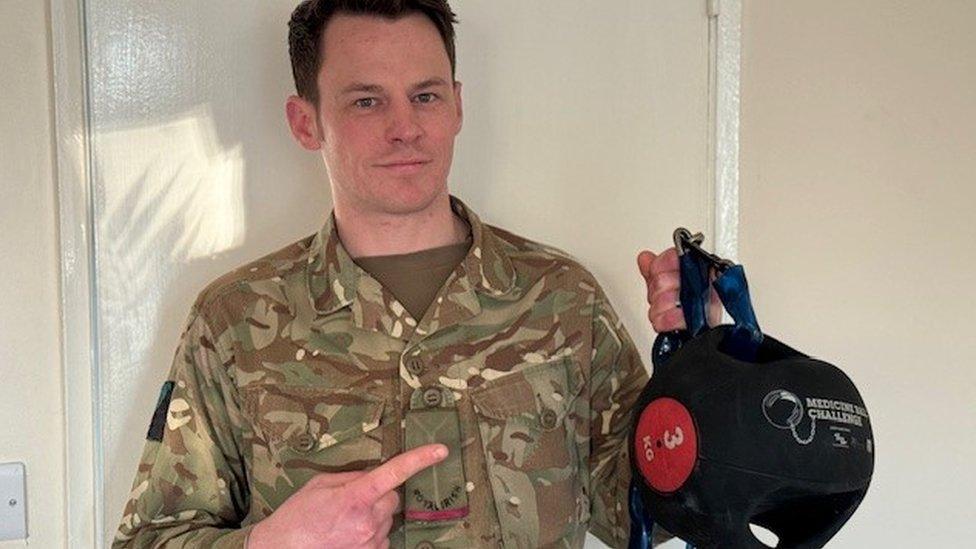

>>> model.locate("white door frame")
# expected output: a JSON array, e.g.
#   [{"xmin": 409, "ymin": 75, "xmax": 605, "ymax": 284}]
[
  {"xmin": 51, "ymin": 0, "xmax": 101, "ymax": 546},
  {"xmin": 710, "ymin": 0, "xmax": 742, "ymax": 263},
  {"xmin": 50, "ymin": 1, "xmax": 741, "ymax": 545}
]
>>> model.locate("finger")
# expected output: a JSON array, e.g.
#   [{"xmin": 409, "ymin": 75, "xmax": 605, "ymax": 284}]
[
  {"xmin": 307, "ymin": 470, "xmax": 369, "ymax": 489},
  {"xmin": 366, "ymin": 517, "xmax": 393, "ymax": 549},
  {"xmin": 649, "ymin": 289, "xmax": 681, "ymax": 318},
  {"xmin": 373, "ymin": 516, "xmax": 393, "ymax": 539},
  {"xmin": 649, "ymin": 247, "xmax": 679, "ymax": 277},
  {"xmin": 350, "ymin": 444, "xmax": 447, "ymax": 504},
  {"xmin": 637, "ymin": 250, "xmax": 657, "ymax": 279},
  {"xmin": 650, "ymin": 306, "xmax": 686, "ymax": 333},
  {"xmin": 372, "ymin": 490, "xmax": 399, "ymax": 519},
  {"xmin": 648, "ymin": 270, "xmax": 680, "ymax": 301},
  {"xmin": 370, "ymin": 535, "xmax": 391, "ymax": 549}
]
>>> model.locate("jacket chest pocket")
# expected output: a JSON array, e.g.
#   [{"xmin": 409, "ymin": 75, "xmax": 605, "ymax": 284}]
[
  {"xmin": 242, "ymin": 385, "xmax": 386, "ymax": 484},
  {"xmin": 468, "ymin": 357, "xmax": 588, "ymax": 548}
]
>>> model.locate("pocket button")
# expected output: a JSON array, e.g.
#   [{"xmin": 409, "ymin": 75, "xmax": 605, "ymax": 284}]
[
  {"xmin": 292, "ymin": 432, "xmax": 316, "ymax": 452},
  {"xmin": 406, "ymin": 357, "xmax": 426, "ymax": 376},
  {"xmin": 422, "ymin": 387, "xmax": 442, "ymax": 408},
  {"xmin": 540, "ymin": 408, "xmax": 559, "ymax": 429}
]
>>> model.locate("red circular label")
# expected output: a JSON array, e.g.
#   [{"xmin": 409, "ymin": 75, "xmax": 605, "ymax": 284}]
[{"xmin": 633, "ymin": 397, "xmax": 697, "ymax": 493}]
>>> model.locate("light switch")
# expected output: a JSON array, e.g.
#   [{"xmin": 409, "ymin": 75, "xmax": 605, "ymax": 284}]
[{"xmin": 0, "ymin": 463, "xmax": 27, "ymax": 541}]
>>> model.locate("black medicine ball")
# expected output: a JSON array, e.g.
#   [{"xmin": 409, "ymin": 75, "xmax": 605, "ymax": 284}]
[{"xmin": 630, "ymin": 325, "xmax": 874, "ymax": 548}]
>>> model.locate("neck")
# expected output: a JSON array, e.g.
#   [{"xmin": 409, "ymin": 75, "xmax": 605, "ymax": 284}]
[{"xmin": 332, "ymin": 191, "xmax": 470, "ymax": 258}]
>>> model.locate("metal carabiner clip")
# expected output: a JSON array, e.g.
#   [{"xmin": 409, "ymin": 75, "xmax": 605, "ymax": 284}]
[{"xmin": 672, "ymin": 228, "xmax": 735, "ymax": 274}]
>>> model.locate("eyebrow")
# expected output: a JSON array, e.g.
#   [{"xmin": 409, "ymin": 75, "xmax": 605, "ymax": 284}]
[{"xmin": 338, "ymin": 77, "xmax": 449, "ymax": 97}]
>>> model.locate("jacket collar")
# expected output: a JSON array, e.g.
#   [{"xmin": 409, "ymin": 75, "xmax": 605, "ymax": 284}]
[{"xmin": 305, "ymin": 194, "xmax": 517, "ymax": 338}]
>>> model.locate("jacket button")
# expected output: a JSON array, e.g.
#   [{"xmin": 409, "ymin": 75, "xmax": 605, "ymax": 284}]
[
  {"xmin": 406, "ymin": 357, "xmax": 426, "ymax": 376},
  {"xmin": 540, "ymin": 408, "xmax": 559, "ymax": 429},
  {"xmin": 415, "ymin": 542, "xmax": 435, "ymax": 549},
  {"xmin": 292, "ymin": 432, "xmax": 316, "ymax": 452},
  {"xmin": 422, "ymin": 387, "xmax": 443, "ymax": 408}
]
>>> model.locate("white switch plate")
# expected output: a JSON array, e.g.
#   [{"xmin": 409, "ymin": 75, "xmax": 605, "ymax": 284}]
[{"xmin": 0, "ymin": 463, "xmax": 27, "ymax": 541}]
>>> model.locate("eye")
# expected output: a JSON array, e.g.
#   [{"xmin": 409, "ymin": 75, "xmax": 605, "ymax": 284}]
[
  {"xmin": 415, "ymin": 93, "xmax": 438, "ymax": 104},
  {"xmin": 354, "ymin": 97, "xmax": 377, "ymax": 109}
]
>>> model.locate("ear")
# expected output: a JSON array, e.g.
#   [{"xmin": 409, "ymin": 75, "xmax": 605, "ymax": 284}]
[
  {"xmin": 452, "ymin": 80, "xmax": 464, "ymax": 135},
  {"xmin": 285, "ymin": 94, "xmax": 323, "ymax": 151}
]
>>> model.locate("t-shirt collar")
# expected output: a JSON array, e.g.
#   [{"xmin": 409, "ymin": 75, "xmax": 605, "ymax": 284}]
[{"xmin": 305, "ymin": 194, "xmax": 517, "ymax": 319}]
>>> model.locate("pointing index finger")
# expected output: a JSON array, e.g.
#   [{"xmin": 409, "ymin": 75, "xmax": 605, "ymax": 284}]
[{"xmin": 349, "ymin": 443, "xmax": 448, "ymax": 505}]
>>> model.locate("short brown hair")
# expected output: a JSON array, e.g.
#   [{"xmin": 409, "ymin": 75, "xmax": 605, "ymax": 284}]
[{"xmin": 288, "ymin": 0, "xmax": 459, "ymax": 106}]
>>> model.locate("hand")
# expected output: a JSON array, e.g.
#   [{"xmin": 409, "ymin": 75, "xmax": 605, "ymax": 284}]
[
  {"xmin": 247, "ymin": 443, "xmax": 448, "ymax": 549},
  {"xmin": 637, "ymin": 247, "xmax": 722, "ymax": 333}
]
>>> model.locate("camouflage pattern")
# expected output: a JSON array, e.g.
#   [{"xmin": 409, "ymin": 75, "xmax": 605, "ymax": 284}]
[
  {"xmin": 403, "ymin": 387, "xmax": 469, "ymax": 547},
  {"xmin": 113, "ymin": 194, "xmax": 649, "ymax": 548}
]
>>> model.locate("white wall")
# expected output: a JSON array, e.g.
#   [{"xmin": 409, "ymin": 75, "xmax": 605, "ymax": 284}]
[
  {"xmin": 740, "ymin": 0, "xmax": 976, "ymax": 545},
  {"xmin": 0, "ymin": 1, "xmax": 67, "ymax": 547},
  {"xmin": 5, "ymin": 0, "xmax": 975, "ymax": 547}
]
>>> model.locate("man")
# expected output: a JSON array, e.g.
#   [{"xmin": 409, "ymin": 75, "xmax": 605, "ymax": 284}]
[{"xmin": 113, "ymin": 1, "xmax": 706, "ymax": 547}]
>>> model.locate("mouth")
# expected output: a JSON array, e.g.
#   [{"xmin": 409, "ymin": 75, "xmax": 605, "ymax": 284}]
[{"xmin": 376, "ymin": 159, "xmax": 430, "ymax": 174}]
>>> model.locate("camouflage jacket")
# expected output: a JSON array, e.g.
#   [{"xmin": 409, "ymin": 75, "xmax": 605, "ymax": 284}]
[{"xmin": 113, "ymin": 194, "xmax": 649, "ymax": 548}]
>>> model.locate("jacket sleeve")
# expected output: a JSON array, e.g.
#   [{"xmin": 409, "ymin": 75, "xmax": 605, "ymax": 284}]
[
  {"xmin": 112, "ymin": 300, "xmax": 253, "ymax": 548},
  {"xmin": 586, "ymin": 279, "xmax": 650, "ymax": 548}
]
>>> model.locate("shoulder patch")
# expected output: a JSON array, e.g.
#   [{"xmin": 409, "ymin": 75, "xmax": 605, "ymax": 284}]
[{"xmin": 146, "ymin": 381, "xmax": 176, "ymax": 441}]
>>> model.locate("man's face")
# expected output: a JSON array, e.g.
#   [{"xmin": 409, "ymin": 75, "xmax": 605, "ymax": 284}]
[{"xmin": 309, "ymin": 12, "xmax": 463, "ymax": 215}]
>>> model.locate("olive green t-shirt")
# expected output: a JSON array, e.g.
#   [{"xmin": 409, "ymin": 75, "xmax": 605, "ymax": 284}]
[{"xmin": 352, "ymin": 232, "xmax": 473, "ymax": 322}]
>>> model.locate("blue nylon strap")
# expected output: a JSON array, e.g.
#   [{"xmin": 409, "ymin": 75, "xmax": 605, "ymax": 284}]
[
  {"xmin": 678, "ymin": 252, "xmax": 713, "ymax": 337},
  {"xmin": 713, "ymin": 264, "xmax": 763, "ymax": 361},
  {"xmin": 628, "ymin": 481, "xmax": 653, "ymax": 549}
]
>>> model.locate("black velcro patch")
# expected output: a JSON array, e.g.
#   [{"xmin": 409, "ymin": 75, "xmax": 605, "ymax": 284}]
[{"xmin": 147, "ymin": 381, "xmax": 176, "ymax": 441}]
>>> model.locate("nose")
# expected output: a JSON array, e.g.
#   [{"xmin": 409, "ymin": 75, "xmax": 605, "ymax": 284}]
[{"xmin": 385, "ymin": 99, "xmax": 424, "ymax": 144}]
